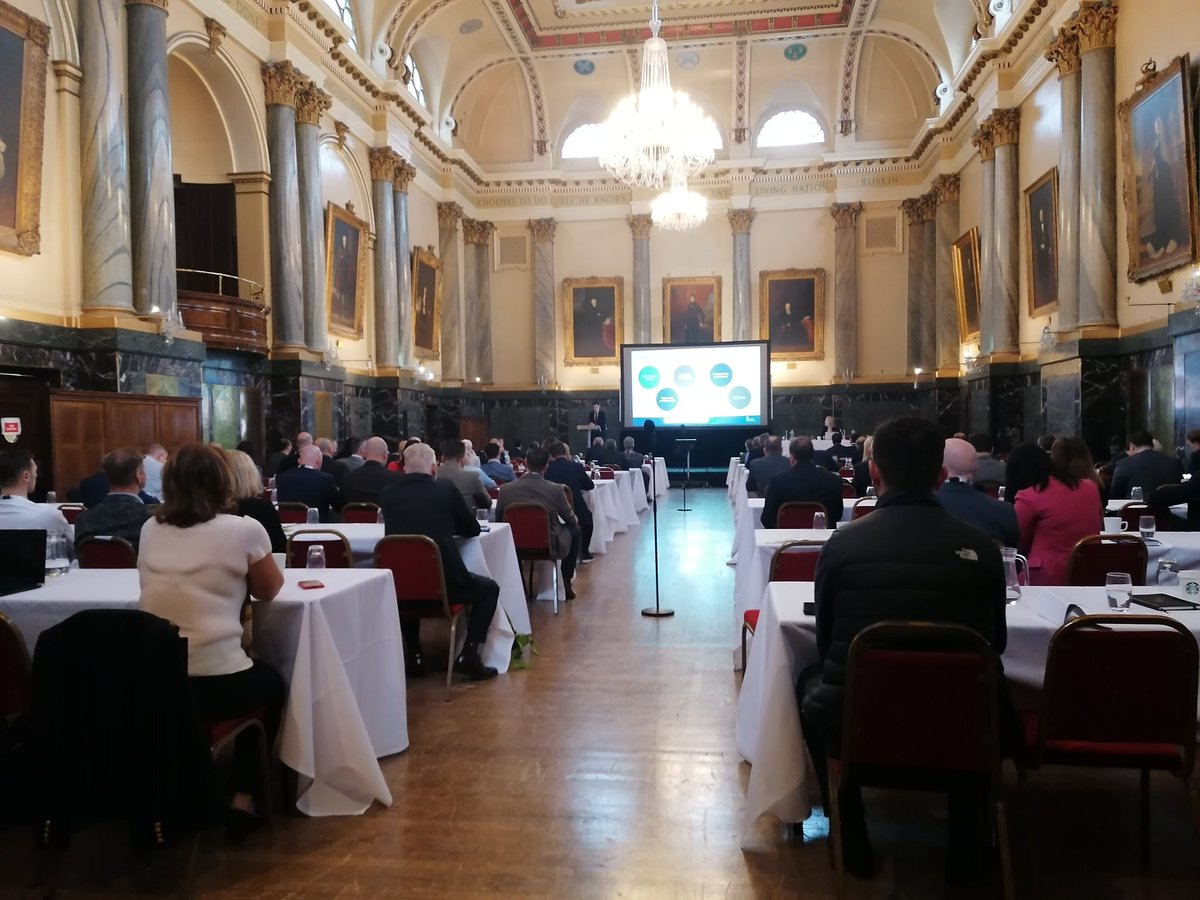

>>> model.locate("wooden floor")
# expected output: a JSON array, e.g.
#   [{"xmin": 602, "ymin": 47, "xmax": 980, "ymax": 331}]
[{"xmin": 3, "ymin": 488, "xmax": 1200, "ymax": 897}]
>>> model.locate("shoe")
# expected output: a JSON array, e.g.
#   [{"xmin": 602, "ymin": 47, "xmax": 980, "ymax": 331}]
[
  {"xmin": 564, "ymin": 580, "xmax": 576, "ymax": 600},
  {"xmin": 405, "ymin": 651, "xmax": 427, "ymax": 677},
  {"xmin": 455, "ymin": 648, "xmax": 498, "ymax": 681},
  {"xmin": 580, "ymin": 553, "xmax": 594, "ymax": 564},
  {"xmin": 225, "ymin": 808, "xmax": 263, "ymax": 845}
]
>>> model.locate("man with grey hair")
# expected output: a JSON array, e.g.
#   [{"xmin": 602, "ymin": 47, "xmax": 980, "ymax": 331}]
[
  {"xmin": 275, "ymin": 444, "xmax": 341, "ymax": 521},
  {"xmin": 936, "ymin": 437, "xmax": 1019, "ymax": 547},
  {"xmin": 746, "ymin": 435, "xmax": 790, "ymax": 498},
  {"xmin": 341, "ymin": 436, "xmax": 399, "ymax": 505},
  {"xmin": 380, "ymin": 441, "xmax": 499, "ymax": 681}
]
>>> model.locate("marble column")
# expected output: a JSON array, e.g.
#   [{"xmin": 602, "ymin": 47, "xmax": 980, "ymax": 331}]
[
  {"xmin": 728, "ymin": 208, "xmax": 755, "ymax": 342},
  {"xmin": 461, "ymin": 219, "xmax": 495, "ymax": 384},
  {"xmin": 628, "ymin": 214, "xmax": 653, "ymax": 343},
  {"xmin": 829, "ymin": 202, "xmax": 862, "ymax": 379},
  {"xmin": 972, "ymin": 125, "xmax": 997, "ymax": 354},
  {"xmin": 989, "ymin": 109, "xmax": 1021, "ymax": 355},
  {"xmin": 920, "ymin": 194, "xmax": 938, "ymax": 371},
  {"xmin": 1075, "ymin": 2, "xmax": 1119, "ymax": 329},
  {"xmin": 125, "ymin": 0, "xmax": 176, "ymax": 315},
  {"xmin": 933, "ymin": 175, "xmax": 961, "ymax": 372},
  {"xmin": 393, "ymin": 161, "xmax": 417, "ymax": 371},
  {"xmin": 438, "ymin": 202, "xmax": 464, "ymax": 380},
  {"xmin": 528, "ymin": 218, "xmax": 557, "ymax": 386},
  {"xmin": 295, "ymin": 84, "xmax": 331, "ymax": 352},
  {"xmin": 261, "ymin": 62, "xmax": 306, "ymax": 348},
  {"xmin": 78, "ymin": 0, "xmax": 133, "ymax": 310},
  {"xmin": 901, "ymin": 198, "xmax": 925, "ymax": 372},
  {"xmin": 1046, "ymin": 27, "xmax": 1082, "ymax": 331},
  {"xmin": 369, "ymin": 148, "xmax": 400, "ymax": 370}
]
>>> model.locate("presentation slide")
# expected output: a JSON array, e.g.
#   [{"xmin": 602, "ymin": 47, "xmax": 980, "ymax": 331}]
[{"xmin": 621, "ymin": 342, "xmax": 770, "ymax": 427}]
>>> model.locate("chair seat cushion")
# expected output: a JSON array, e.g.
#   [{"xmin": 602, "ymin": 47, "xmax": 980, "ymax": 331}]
[
  {"xmin": 1022, "ymin": 711, "xmax": 1185, "ymax": 771},
  {"xmin": 744, "ymin": 609, "xmax": 760, "ymax": 629},
  {"xmin": 207, "ymin": 707, "xmax": 266, "ymax": 746},
  {"xmin": 449, "ymin": 604, "xmax": 466, "ymax": 618}
]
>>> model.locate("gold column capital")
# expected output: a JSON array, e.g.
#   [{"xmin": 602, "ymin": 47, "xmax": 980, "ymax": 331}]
[
  {"xmin": 627, "ymin": 213, "xmax": 653, "ymax": 238},
  {"xmin": 933, "ymin": 174, "xmax": 960, "ymax": 204},
  {"xmin": 294, "ymin": 84, "xmax": 331, "ymax": 127},
  {"xmin": 971, "ymin": 122, "xmax": 996, "ymax": 162},
  {"xmin": 462, "ymin": 218, "xmax": 494, "ymax": 245},
  {"xmin": 1045, "ymin": 27, "xmax": 1081, "ymax": 76},
  {"xmin": 261, "ymin": 61, "xmax": 305, "ymax": 108},
  {"xmin": 900, "ymin": 197, "xmax": 925, "ymax": 227},
  {"xmin": 438, "ymin": 202, "xmax": 464, "ymax": 229},
  {"xmin": 392, "ymin": 159, "xmax": 417, "ymax": 192},
  {"xmin": 528, "ymin": 218, "xmax": 557, "ymax": 242},
  {"xmin": 1073, "ymin": 1, "xmax": 1119, "ymax": 54},
  {"xmin": 368, "ymin": 146, "xmax": 399, "ymax": 182},
  {"xmin": 829, "ymin": 202, "xmax": 863, "ymax": 229},
  {"xmin": 728, "ymin": 207, "xmax": 756, "ymax": 234},
  {"xmin": 986, "ymin": 107, "xmax": 1021, "ymax": 147}
]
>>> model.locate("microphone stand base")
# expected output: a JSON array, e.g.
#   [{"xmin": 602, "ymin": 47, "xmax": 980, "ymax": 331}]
[{"xmin": 641, "ymin": 607, "xmax": 676, "ymax": 618}]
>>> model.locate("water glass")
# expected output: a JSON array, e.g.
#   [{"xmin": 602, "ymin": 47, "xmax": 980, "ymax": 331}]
[
  {"xmin": 1001, "ymin": 547, "xmax": 1022, "ymax": 604},
  {"xmin": 997, "ymin": 485, "xmax": 1006, "ymax": 501},
  {"xmin": 1139, "ymin": 515, "xmax": 1156, "ymax": 540},
  {"xmin": 1159, "ymin": 557, "xmax": 1180, "ymax": 587},
  {"xmin": 865, "ymin": 485, "xmax": 876, "ymax": 497},
  {"xmin": 45, "ymin": 491, "xmax": 57, "ymax": 503},
  {"xmin": 306, "ymin": 506, "xmax": 320, "ymax": 525},
  {"xmin": 811, "ymin": 511, "xmax": 827, "ymax": 530},
  {"xmin": 306, "ymin": 545, "xmax": 326, "ymax": 569},
  {"xmin": 270, "ymin": 487, "xmax": 279, "ymax": 505},
  {"xmin": 477, "ymin": 508, "xmax": 490, "ymax": 527},
  {"xmin": 376, "ymin": 509, "xmax": 384, "ymax": 524},
  {"xmin": 1130, "ymin": 487, "xmax": 1144, "ymax": 502},
  {"xmin": 1105, "ymin": 572, "xmax": 1133, "ymax": 612},
  {"xmin": 44, "ymin": 534, "xmax": 70, "ymax": 578}
]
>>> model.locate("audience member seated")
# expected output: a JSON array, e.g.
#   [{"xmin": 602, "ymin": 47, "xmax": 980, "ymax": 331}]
[
  {"xmin": 544, "ymin": 441, "xmax": 594, "ymax": 569},
  {"xmin": 936, "ymin": 438, "xmax": 1019, "ymax": 547},
  {"xmin": 620, "ymin": 437, "xmax": 648, "ymax": 480},
  {"xmin": 745, "ymin": 434, "xmax": 767, "ymax": 464},
  {"xmin": 380, "ymin": 442, "xmax": 499, "ymax": 680},
  {"xmin": 73, "ymin": 448, "xmax": 153, "ymax": 552},
  {"xmin": 338, "ymin": 436, "xmax": 365, "ymax": 472},
  {"xmin": 851, "ymin": 436, "xmax": 874, "ymax": 497},
  {"xmin": 1036, "ymin": 434, "xmax": 1056, "ymax": 452},
  {"xmin": 1110, "ymin": 430, "xmax": 1184, "ymax": 500},
  {"xmin": 1013, "ymin": 437, "xmax": 1103, "ymax": 585},
  {"xmin": 226, "ymin": 449, "xmax": 286, "ymax": 553},
  {"xmin": 275, "ymin": 432, "xmax": 311, "ymax": 476},
  {"xmin": 77, "ymin": 463, "xmax": 110, "ymax": 508},
  {"xmin": 830, "ymin": 431, "xmax": 861, "ymax": 467},
  {"xmin": 463, "ymin": 447, "xmax": 497, "ymax": 490},
  {"xmin": 235, "ymin": 440, "xmax": 257, "ymax": 464},
  {"xmin": 486, "ymin": 437, "xmax": 510, "ymax": 465},
  {"xmin": 598, "ymin": 438, "xmax": 626, "ymax": 469},
  {"xmin": 340, "ymin": 436, "xmax": 399, "ymax": 506},
  {"xmin": 821, "ymin": 415, "xmax": 839, "ymax": 441},
  {"xmin": 509, "ymin": 441, "xmax": 527, "ymax": 462},
  {"xmin": 315, "ymin": 437, "xmax": 343, "ymax": 479},
  {"xmin": 740, "ymin": 438, "xmax": 754, "ymax": 466},
  {"xmin": 745, "ymin": 436, "xmax": 790, "ymax": 498},
  {"xmin": 437, "ymin": 440, "xmax": 491, "ymax": 510},
  {"xmin": 263, "ymin": 437, "xmax": 292, "ymax": 478},
  {"xmin": 761, "ymin": 437, "xmax": 846, "ymax": 527},
  {"xmin": 1150, "ymin": 478, "xmax": 1200, "ymax": 531},
  {"xmin": 142, "ymin": 443, "xmax": 168, "ymax": 501},
  {"xmin": 0, "ymin": 449, "xmax": 71, "ymax": 536},
  {"xmin": 584, "ymin": 436, "xmax": 605, "ymax": 464},
  {"xmin": 498, "ymin": 446, "xmax": 584, "ymax": 599},
  {"xmin": 1186, "ymin": 428, "xmax": 1200, "ymax": 478},
  {"xmin": 799, "ymin": 417, "xmax": 1008, "ymax": 882},
  {"xmin": 812, "ymin": 441, "xmax": 840, "ymax": 473},
  {"xmin": 137, "ymin": 442, "xmax": 285, "ymax": 843},
  {"xmin": 481, "ymin": 442, "xmax": 516, "ymax": 485},
  {"xmin": 275, "ymin": 444, "xmax": 342, "ymax": 522},
  {"xmin": 969, "ymin": 433, "xmax": 1006, "ymax": 485}
]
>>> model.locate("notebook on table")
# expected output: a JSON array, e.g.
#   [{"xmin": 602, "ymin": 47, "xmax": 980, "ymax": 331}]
[
  {"xmin": 1131, "ymin": 593, "xmax": 1200, "ymax": 612},
  {"xmin": 0, "ymin": 529, "xmax": 46, "ymax": 596}
]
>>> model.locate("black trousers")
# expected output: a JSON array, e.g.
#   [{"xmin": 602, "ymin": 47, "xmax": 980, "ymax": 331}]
[
  {"xmin": 559, "ymin": 523, "xmax": 583, "ymax": 582},
  {"xmin": 400, "ymin": 572, "xmax": 499, "ymax": 653},
  {"xmin": 576, "ymin": 506, "xmax": 595, "ymax": 559},
  {"xmin": 191, "ymin": 659, "xmax": 284, "ymax": 797}
]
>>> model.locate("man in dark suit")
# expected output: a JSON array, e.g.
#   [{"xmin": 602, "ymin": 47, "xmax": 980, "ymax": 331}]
[
  {"xmin": 275, "ymin": 432, "xmax": 311, "ymax": 476},
  {"xmin": 1110, "ymin": 431, "xmax": 1184, "ymax": 500},
  {"xmin": 745, "ymin": 436, "xmax": 790, "ymax": 498},
  {"xmin": 379, "ymin": 442, "xmax": 498, "ymax": 680},
  {"xmin": 340, "ymin": 436, "xmax": 399, "ymax": 506},
  {"xmin": 598, "ymin": 439, "xmax": 626, "ymax": 469},
  {"xmin": 544, "ymin": 441, "xmax": 594, "ymax": 568},
  {"xmin": 498, "ymin": 446, "xmax": 584, "ymax": 599},
  {"xmin": 587, "ymin": 402, "xmax": 608, "ymax": 441},
  {"xmin": 73, "ymin": 448, "xmax": 153, "ymax": 552},
  {"xmin": 1150, "ymin": 478, "xmax": 1200, "ymax": 531},
  {"xmin": 829, "ymin": 432, "xmax": 861, "ymax": 468},
  {"xmin": 745, "ymin": 433, "xmax": 768, "ymax": 464},
  {"xmin": 937, "ymin": 438, "xmax": 1020, "ymax": 546},
  {"xmin": 761, "ymin": 438, "xmax": 845, "ymax": 527},
  {"xmin": 275, "ymin": 445, "xmax": 342, "ymax": 522},
  {"xmin": 584, "ymin": 437, "xmax": 605, "ymax": 464}
]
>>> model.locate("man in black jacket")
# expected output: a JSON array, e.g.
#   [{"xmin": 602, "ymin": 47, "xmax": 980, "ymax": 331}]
[
  {"xmin": 936, "ymin": 438, "xmax": 1020, "ymax": 547},
  {"xmin": 544, "ymin": 441, "xmax": 595, "ymax": 567},
  {"xmin": 760, "ymin": 438, "xmax": 845, "ymax": 527},
  {"xmin": 800, "ymin": 417, "xmax": 1007, "ymax": 881},
  {"xmin": 340, "ymin": 436, "xmax": 399, "ymax": 506},
  {"xmin": 745, "ymin": 436, "xmax": 790, "ymax": 498},
  {"xmin": 379, "ymin": 442, "xmax": 498, "ymax": 680},
  {"xmin": 274, "ymin": 445, "xmax": 342, "ymax": 522},
  {"xmin": 1110, "ymin": 431, "xmax": 1184, "ymax": 500}
]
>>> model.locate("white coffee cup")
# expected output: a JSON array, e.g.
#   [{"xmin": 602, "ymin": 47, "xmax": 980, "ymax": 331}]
[
  {"xmin": 272, "ymin": 551, "xmax": 288, "ymax": 571},
  {"xmin": 1180, "ymin": 570, "xmax": 1200, "ymax": 599},
  {"xmin": 1102, "ymin": 517, "xmax": 1128, "ymax": 534}
]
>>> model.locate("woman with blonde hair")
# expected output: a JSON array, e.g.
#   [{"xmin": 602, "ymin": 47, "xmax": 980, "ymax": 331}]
[{"xmin": 226, "ymin": 448, "xmax": 286, "ymax": 553}]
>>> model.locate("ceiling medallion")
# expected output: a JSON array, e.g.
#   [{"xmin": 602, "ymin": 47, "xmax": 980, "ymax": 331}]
[
  {"xmin": 784, "ymin": 43, "xmax": 808, "ymax": 61},
  {"xmin": 459, "ymin": 19, "xmax": 483, "ymax": 35},
  {"xmin": 574, "ymin": 59, "xmax": 595, "ymax": 75},
  {"xmin": 677, "ymin": 51, "xmax": 699, "ymax": 70}
]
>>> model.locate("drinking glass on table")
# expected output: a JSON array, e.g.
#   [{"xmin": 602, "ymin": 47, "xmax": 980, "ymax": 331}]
[
  {"xmin": 306, "ymin": 545, "xmax": 326, "ymax": 569},
  {"xmin": 1001, "ymin": 547, "xmax": 1022, "ymax": 604},
  {"xmin": 45, "ymin": 491, "xmax": 57, "ymax": 503},
  {"xmin": 1105, "ymin": 572, "xmax": 1133, "ymax": 612},
  {"xmin": 306, "ymin": 506, "xmax": 320, "ymax": 525},
  {"xmin": 1158, "ymin": 557, "xmax": 1180, "ymax": 587},
  {"xmin": 45, "ymin": 534, "xmax": 71, "ymax": 578},
  {"xmin": 1130, "ymin": 487, "xmax": 1144, "ymax": 502},
  {"xmin": 477, "ymin": 508, "xmax": 490, "ymax": 527},
  {"xmin": 1138, "ymin": 515, "xmax": 1156, "ymax": 540},
  {"xmin": 811, "ymin": 511, "xmax": 827, "ymax": 530}
]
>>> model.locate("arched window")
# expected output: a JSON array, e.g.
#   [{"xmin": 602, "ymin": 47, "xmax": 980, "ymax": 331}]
[
  {"xmin": 405, "ymin": 54, "xmax": 427, "ymax": 108},
  {"xmin": 755, "ymin": 110, "xmax": 825, "ymax": 149},
  {"xmin": 560, "ymin": 123, "xmax": 607, "ymax": 159},
  {"xmin": 321, "ymin": 0, "xmax": 357, "ymax": 50}
]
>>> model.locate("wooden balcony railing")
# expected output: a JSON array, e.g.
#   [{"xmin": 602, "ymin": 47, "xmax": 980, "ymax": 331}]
[{"xmin": 176, "ymin": 269, "xmax": 270, "ymax": 356}]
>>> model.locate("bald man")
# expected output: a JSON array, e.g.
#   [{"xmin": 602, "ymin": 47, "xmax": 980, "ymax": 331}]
[
  {"xmin": 341, "ymin": 436, "xmax": 400, "ymax": 505},
  {"xmin": 275, "ymin": 443, "xmax": 342, "ymax": 521},
  {"xmin": 275, "ymin": 431, "xmax": 313, "ymax": 476},
  {"xmin": 936, "ymin": 437, "xmax": 1019, "ymax": 547}
]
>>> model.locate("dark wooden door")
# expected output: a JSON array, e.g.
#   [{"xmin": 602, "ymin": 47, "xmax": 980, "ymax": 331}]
[{"xmin": 0, "ymin": 369, "xmax": 56, "ymax": 499}]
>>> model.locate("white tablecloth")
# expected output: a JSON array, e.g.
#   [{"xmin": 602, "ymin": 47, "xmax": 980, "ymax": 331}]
[
  {"xmin": 727, "ymin": 457, "xmax": 741, "ymax": 494},
  {"xmin": 0, "ymin": 567, "xmax": 406, "ymax": 817},
  {"xmin": 584, "ymin": 480, "xmax": 625, "ymax": 553},
  {"xmin": 732, "ymin": 529, "xmax": 829, "ymax": 660},
  {"xmin": 1106, "ymin": 499, "xmax": 1187, "ymax": 516},
  {"xmin": 644, "ymin": 458, "xmax": 669, "ymax": 497},
  {"xmin": 612, "ymin": 470, "xmax": 641, "ymax": 526}
]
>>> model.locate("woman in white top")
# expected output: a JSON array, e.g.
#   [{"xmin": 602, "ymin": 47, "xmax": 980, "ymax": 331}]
[{"xmin": 138, "ymin": 443, "xmax": 284, "ymax": 842}]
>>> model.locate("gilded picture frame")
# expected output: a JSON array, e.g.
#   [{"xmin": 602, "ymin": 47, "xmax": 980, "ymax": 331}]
[
  {"xmin": 758, "ymin": 268, "xmax": 825, "ymax": 360},
  {"xmin": 0, "ymin": 2, "xmax": 49, "ymax": 256},
  {"xmin": 412, "ymin": 245, "xmax": 442, "ymax": 360},
  {"xmin": 1024, "ymin": 167, "xmax": 1059, "ymax": 317},
  {"xmin": 663, "ymin": 275, "xmax": 722, "ymax": 344},
  {"xmin": 563, "ymin": 276, "xmax": 623, "ymax": 366},
  {"xmin": 324, "ymin": 202, "xmax": 369, "ymax": 338},
  {"xmin": 952, "ymin": 228, "xmax": 982, "ymax": 343},
  {"xmin": 1118, "ymin": 55, "xmax": 1198, "ymax": 283}
]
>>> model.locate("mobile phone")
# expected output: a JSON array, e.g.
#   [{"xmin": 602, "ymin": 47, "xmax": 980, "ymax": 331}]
[
  {"xmin": 803, "ymin": 601, "xmax": 816, "ymax": 617},
  {"xmin": 298, "ymin": 580, "xmax": 325, "ymax": 590}
]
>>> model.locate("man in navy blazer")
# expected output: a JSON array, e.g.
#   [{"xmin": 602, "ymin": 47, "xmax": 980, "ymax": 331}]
[
  {"xmin": 275, "ymin": 445, "xmax": 342, "ymax": 521},
  {"xmin": 1110, "ymin": 431, "xmax": 1184, "ymax": 500},
  {"xmin": 761, "ymin": 438, "xmax": 845, "ymax": 527},
  {"xmin": 936, "ymin": 438, "xmax": 1020, "ymax": 547},
  {"xmin": 544, "ymin": 440, "xmax": 595, "ymax": 563}
]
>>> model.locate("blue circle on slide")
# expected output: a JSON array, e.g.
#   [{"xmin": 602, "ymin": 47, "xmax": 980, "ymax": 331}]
[
  {"xmin": 674, "ymin": 365, "xmax": 696, "ymax": 387},
  {"xmin": 729, "ymin": 386, "xmax": 752, "ymax": 409},
  {"xmin": 710, "ymin": 363, "xmax": 733, "ymax": 387},
  {"xmin": 638, "ymin": 366, "xmax": 660, "ymax": 389},
  {"xmin": 656, "ymin": 389, "xmax": 679, "ymax": 411}
]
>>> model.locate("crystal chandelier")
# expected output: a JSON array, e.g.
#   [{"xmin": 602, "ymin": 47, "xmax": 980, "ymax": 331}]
[
  {"xmin": 651, "ymin": 173, "xmax": 708, "ymax": 231},
  {"xmin": 598, "ymin": 0, "xmax": 717, "ymax": 189}
]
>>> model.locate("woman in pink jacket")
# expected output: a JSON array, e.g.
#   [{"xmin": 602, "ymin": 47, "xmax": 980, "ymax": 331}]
[{"xmin": 1011, "ymin": 438, "xmax": 1104, "ymax": 585}]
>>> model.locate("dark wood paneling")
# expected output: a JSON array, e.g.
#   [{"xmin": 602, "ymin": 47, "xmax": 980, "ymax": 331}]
[
  {"xmin": 0, "ymin": 371, "xmax": 56, "ymax": 499},
  {"xmin": 460, "ymin": 416, "xmax": 488, "ymax": 449}
]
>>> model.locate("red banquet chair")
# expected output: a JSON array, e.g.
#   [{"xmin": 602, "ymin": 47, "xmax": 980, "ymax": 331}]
[
  {"xmin": 374, "ymin": 535, "xmax": 469, "ymax": 701},
  {"xmin": 502, "ymin": 503, "xmax": 564, "ymax": 614},
  {"xmin": 57, "ymin": 504, "xmax": 85, "ymax": 525},
  {"xmin": 775, "ymin": 501, "xmax": 827, "ymax": 529},
  {"xmin": 1065, "ymin": 534, "xmax": 1148, "ymax": 587},
  {"xmin": 285, "ymin": 530, "xmax": 353, "ymax": 568},
  {"xmin": 275, "ymin": 502, "xmax": 310, "ymax": 525},
  {"xmin": 1115, "ymin": 502, "xmax": 1174, "ymax": 534},
  {"xmin": 0, "ymin": 613, "xmax": 32, "ymax": 720},
  {"xmin": 841, "ymin": 480, "xmax": 857, "ymax": 499},
  {"xmin": 597, "ymin": 467, "xmax": 617, "ymax": 480},
  {"xmin": 851, "ymin": 497, "xmax": 877, "ymax": 520},
  {"xmin": 742, "ymin": 541, "xmax": 822, "ymax": 670},
  {"xmin": 206, "ymin": 710, "xmax": 272, "ymax": 824},
  {"xmin": 340, "ymin": 502, "xmax": 380, "ymax": 524},
  {"xmin": 76, "ymin": 536, "xmax": 137, "ymax": 569}
]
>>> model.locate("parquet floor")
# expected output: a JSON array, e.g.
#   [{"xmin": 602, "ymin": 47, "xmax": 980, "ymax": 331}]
[{"xmin": 3, "ymin": 488, "xmax": 1200, "ymax": 897}]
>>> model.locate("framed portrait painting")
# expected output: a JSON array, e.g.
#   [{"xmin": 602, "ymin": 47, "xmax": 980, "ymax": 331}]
[
  {"xmin": 0, "ymin": 2, "xmax": 49, "ymax": 256},
  {"xmin": 412, "ymin": 246, "xmax": 442, "ymax": 360},
  {"xmin": 663, "ymin": 276, "xmax": 721, "ymax": 345},
  {"xmin": 563, "ymin": 276, "xmax": 623, "ymax": 365},
  {"xmin": 758, "ymin": 269, "xmax": 824, "ymax": 360},
  {"xmin": 1024, "ymin": 168, "xmax": 1059, "ymax": 316},
  {"xmin": 1118, "ymin": 55, "xmax": 1198, "ymax": 282},
  {"xmin": 324, "ymin": 202, "xmax": 369, "ymax": 338},
  {"xmin": 952, "ymin": 228, "xmax": 982, "ymax": 343}
]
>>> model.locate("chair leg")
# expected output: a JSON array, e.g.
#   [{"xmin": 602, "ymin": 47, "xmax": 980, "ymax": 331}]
[
  {"xmin": 1013, "ymin": 764, "xmax": 1037, "ymax": 900},
  {"xmin": 256, "ymin": 723, "xmax": 273, "ymax": 826},
  {"xmin": 1140, "ymin": 768, "xmax": 1151, "ymax": 871},
  {"xmin": 445, "ymin": 617, "xmax": 459, "ymax": 702},
  {"xmin": 552, "ymin": 562, "xmax": 559, "ymax": 615},
  {"xmin": 827, "ymin": 765, "xmax": 845, "ymax": 891},
  {"xmin": 741, "ymin": 623, "xmax": 751, "ymax": 671},
  {"xmin": 996, "ymin": 796, "xmax": 1015, "ymax": 900}
]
